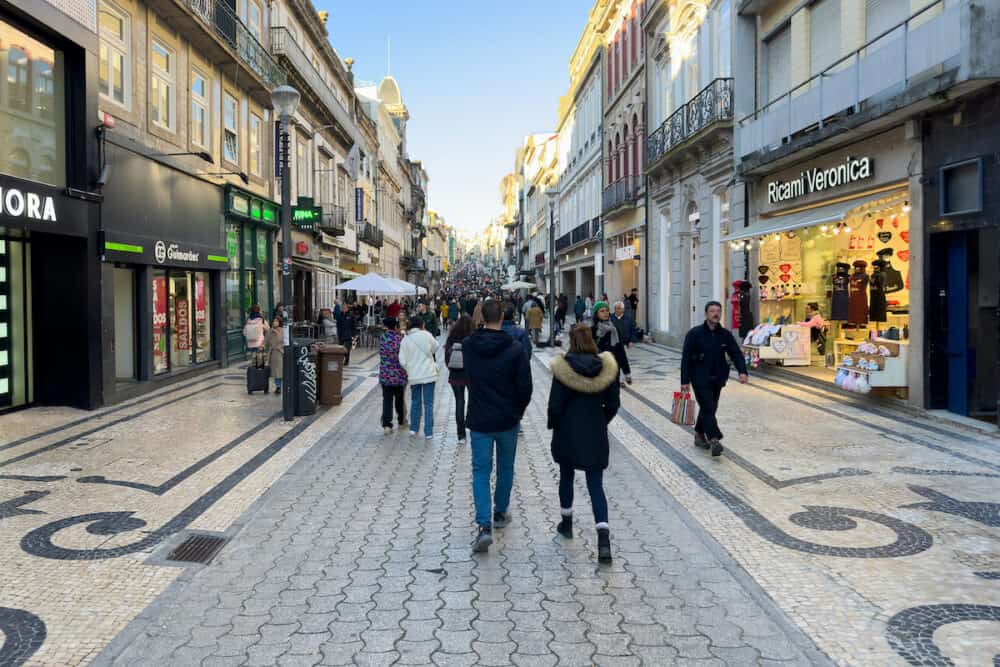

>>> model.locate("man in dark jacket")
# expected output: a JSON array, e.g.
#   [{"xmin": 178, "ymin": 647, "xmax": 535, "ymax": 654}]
[
  {"xmin": 419, "ymin": 302, "xmax": 440, "ymax": 337},
  {"xmin": 681, "ymin": 301, "xmax": 748, "ymax": 457},
  {"xmin": 463, "ymin": 299, "xmax": 533, "ymax": 553},
  {"xmin": 501, "ymin": 304, "xmax": 531, "ymax": 358}
]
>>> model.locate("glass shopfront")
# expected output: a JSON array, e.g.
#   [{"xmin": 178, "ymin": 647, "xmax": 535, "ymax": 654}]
[
  {"xmin": 224, "ymin": 186, "xmax": 277, "ymax": 357},
  {"xmin": 0, "ymin": 238, "xmax": 32, "ymax": 409},
  {"xmin": 153, "ymin": 269, "xmax": 213, "ymax": 375},
  {"xmin": 735, "ymin": 189, "xmax": 912, "ymax": 395}
]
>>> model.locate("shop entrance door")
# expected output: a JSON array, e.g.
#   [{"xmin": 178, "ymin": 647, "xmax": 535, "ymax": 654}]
[
  {"xmin": 0, "ymin": 240, "xmax": 13, "ymax": 408},
  {"xmin": 945, "ymin": 234, "xmax": 969, "ymax": 415}
]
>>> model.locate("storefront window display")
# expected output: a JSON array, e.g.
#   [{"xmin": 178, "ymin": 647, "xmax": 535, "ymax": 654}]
[
  {"xmin": 153, "ymin": 269, "xmax": 214, "ymax": 374},
  {"xmin": 224, "ymin": 185, "xmax": 276, "ymax": 357},
  {"xmin": 736, "ymin": 190, "xmax": 911, "ymax": 394}
]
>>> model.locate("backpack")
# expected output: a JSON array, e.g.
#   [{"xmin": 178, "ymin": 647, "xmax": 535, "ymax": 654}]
[{"xmin": 447, "ymin": 342, "xmax": 464, "ymax": 370}]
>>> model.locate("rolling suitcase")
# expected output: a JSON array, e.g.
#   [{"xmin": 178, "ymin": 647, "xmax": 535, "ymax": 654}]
[{"xmin": 247, "ymin": 351, "xmax": 270, "ymax": 394}]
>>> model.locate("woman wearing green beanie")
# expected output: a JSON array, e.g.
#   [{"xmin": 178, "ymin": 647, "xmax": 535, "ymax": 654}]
[{"xmin": 591, "ymin": 302, "xmax": 632, "ymax": 385}]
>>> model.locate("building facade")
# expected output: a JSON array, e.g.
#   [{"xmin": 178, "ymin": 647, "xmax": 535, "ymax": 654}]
[
  {"xmin": 1, "ymin": 0, "xmax": 103, "ymax": 410},
  {"xmin": 730, "ymin": 0, "xmax": 1000, "ymax": 415},
  {"xmin": 644, "ymin": 0, "xmax": 734, "ymax": 345},
  {"xmin": 554, "ymin": 33, "xmax": 604, "ymax": 304},
  {"xmin": 602, "ymin": 0, "xmax": 647, "ymax": 325},
  {"xmin": 95, "ymin": 0, "xmax": 285, "ymax": 402}
]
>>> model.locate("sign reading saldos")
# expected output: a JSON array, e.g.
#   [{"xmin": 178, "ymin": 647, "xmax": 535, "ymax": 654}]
[{"xmin": 767, "ymin": 156, "xmax": 873, "ymax": 205}]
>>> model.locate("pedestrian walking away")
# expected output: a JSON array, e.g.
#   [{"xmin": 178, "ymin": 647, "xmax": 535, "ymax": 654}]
[
  {"xmin": 338, "ymin": 306, "xmax": 357, "ymax": 365},
  {"xmin": 242, "ymin": 304, "xmax": 268, "ymax": 355},
  {"xmin": 501, "ymin": 304, "xmax": 532, "ymax": 358},
  {"xmin": 610, "ymin": 301, "xmax": 635, "ymax": 384},
  {"xmin": 398, "ymin": 315, "xmax": 439, "ymax": 440},
  {"xmin": 419, "ymin": 302, "xmax": 440, "ymax": 338},
  {"xmin": 526, "ymin": 300, "xmax": 544, "ymax": 345},
  {"xmin": 263, "ymin": 316, "xmax": 284, "ymax": 394},
  {"xmin": 463, "ymin": 299, "xmax": 533, "ymax": 553},
  {"xmin": 445, "ymin": 314, "xmax": 474, "ymax": 442},
  {"xmin": 573, "ymin": 295, "xmax": 585, "ymax": 324},
  {"xmin": 378, "ymin": 317, "xmax": 408, "ymax": 433},
  {"xmin": 548, "ymin": 325, "xmax": 620, "ymax": 562},
  {"xmin": 680, "ymin": 301, "xmax": 749, "ymax": 457}
]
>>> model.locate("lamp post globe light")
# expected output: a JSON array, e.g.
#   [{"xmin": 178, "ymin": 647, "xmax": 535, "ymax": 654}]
[{"xmin": 271, "ymin": 84, "xmax": 300, "ymax": 421}]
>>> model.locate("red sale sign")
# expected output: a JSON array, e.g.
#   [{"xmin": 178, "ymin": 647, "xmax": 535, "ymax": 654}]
[{"xmin": 195, "ymin": 278, "xmax": 206, "ymax": 323}]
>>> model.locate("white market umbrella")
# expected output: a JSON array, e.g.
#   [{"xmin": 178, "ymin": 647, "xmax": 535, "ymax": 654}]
[
  {"xmin": 501, "ymin": 280, "xmax": 537, "ymax": 290},
  {"xmin": 386, "ymin": 277, "xmax": 427, "ymax": 296},
  {"xmin": 335, "ymin": 272, "xmax": 409, "ymax": 296}
]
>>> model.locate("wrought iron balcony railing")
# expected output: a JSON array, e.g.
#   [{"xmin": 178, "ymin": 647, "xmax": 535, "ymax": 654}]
[
  {"xmin": 188, "ymin": 0, "xmax": 285, "ymax": 89},
  {"xmin": 317, "ymin": 205, "xmax": 345, "ymax": 236},
  {"xmin": 555, "ymin": 233, "xmax": 571, "ymax": 252},
  {"xmin": 270, "ymin": 26, "xmax": 352, "ymax": 137},
  {"xmin": 359, "ymin": 222, "xmax": 383, "ymax": 248},
  {"xmin": 602, "ymin": 175, "xmax": 643, "ymax": 214},
  {"xmin": 646, "ymin": 77, "xmax": 732, "ymax": 168}
]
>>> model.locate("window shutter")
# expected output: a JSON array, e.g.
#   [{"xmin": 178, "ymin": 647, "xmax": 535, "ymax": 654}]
[
  {"xmin": 866, "ymin": 0, "xmax": 910, "ymax": 40},
  {"xmin": 766, "ymin": 25, "xmax": 791, "ymax": 102},
  {"xmin": 810, "ymin": 0, "xmax": 841, "ymax": 75}
]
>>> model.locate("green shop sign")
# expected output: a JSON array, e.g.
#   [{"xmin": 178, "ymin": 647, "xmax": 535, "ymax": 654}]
[
  {"xmin": 292, "ymin": 196, "xmax": 322, "ymax": 231},
  {"xmin": 224, "ymin": 184, "xmax": 279, "ymax": 228}
]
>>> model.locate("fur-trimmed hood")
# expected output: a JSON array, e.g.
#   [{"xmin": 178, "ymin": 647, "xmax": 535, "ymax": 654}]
[{"xmin": 550, "ymin": 352, "xmax": 619, "ymax": 394}]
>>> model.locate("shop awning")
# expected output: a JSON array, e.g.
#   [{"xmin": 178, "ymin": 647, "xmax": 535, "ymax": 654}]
[
  {"xmin": 337, "ymin": 267, "xmax": 363, "ymax": 278},
  {"xmin": 292, "ymin": 257, "xmax": 339, "ymax": 275},
  {"xmin": 723, "ymin": 186, "xmax": 907, "ymax": 242}
]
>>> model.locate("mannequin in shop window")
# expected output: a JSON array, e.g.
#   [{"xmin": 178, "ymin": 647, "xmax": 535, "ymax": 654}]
[
  {"xmin": 737, "ymin": 281, "xmax": 754, "ymax": 337},
  {"xmin": 830, "ymin": 262, "xmax": 851, "ymax": 321},
  {"xmin": 869, "ymin": 260, "xmax": 888, "ymax": 324},
  {"xmin": 847, "ymin": 260, "xmax": 869, "ymax": 327}
]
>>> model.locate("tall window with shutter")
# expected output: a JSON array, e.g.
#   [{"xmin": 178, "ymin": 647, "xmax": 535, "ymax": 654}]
[
  {"xmin": 866, "ymin": 0, "xmax": 910, "ymax": 41},
  {"xmin": 810, "ymin": 0, "xmax": 841, "ymax": 75},
  {"xmin": 765, "ymin": 25, "xmax": 791, "ymax": 103}
]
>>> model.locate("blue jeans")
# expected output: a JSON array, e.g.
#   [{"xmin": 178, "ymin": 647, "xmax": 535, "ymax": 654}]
[
  {"xmin": 410, "ymin": 382, "xmax": 435, "ymax": 436},
  {"xmin": 470, "ymin": 427, "xmax": 518, "ymax": 528}
]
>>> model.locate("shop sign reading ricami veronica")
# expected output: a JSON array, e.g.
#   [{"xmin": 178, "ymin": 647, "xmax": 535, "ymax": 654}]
[{"xmin": 767, "ymin": 156, "xmax": 873, "ymax": 204}]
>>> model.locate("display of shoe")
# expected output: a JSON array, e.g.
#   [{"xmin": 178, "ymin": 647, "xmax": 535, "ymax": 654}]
[
  {"xmin": 556, "ymin": 516, "xmax": 573, "ymax": 538},
  {"xmin": 472, "ymin": 526, "xmax": 493, "ymax": 553},
  {"xmin": 597, "ymin": 528, "xmax": 612, "ymax": 563},
  {"xmin": 694, "ymin": 432, "xmax": 710, "ymax": 449},
  {"xmin": 710, "ymin": 439, "xmax": 724, "ymax": 457},
  {"xmin": 493, "ymin": 511, "xmax": 509, "ymax": 529}
]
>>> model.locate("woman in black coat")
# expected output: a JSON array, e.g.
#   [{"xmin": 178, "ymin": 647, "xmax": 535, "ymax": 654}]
[{"xmin": 548, "ymin": 324, "xmax": 621, "ymax": 563}]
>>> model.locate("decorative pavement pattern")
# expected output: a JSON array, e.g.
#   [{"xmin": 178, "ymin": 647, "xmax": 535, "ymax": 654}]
[{"xmin": 0, "ymin": 339, "xmax": 996, "ymax": 665}]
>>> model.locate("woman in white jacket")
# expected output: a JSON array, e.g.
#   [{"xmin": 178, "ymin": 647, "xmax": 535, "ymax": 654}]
[{"xmin": 398, "ymin": 315, "xmax": 440, "ymax": 440}]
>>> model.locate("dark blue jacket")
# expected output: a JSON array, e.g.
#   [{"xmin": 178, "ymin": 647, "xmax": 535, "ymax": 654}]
[
  {"xmin": 464, "ymin": 328, "xmax": 533, "ymax": 433},
  {"xmin": 681, "ymin": 322, "xmax": 747, "ymax": 387},
  {"xmin": 501, "ymin": 320, "xmax": 532, "ymax": 357}
]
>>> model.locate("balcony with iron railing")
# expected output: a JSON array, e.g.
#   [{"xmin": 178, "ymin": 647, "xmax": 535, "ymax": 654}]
[
  {"xmin": 270, "ymin": 26, "xmax": 353, "ymax": 140},
  {"xmin": 359, "ymin": 222, "xmax": 383, "ymax": 248},
  {"xmin": 153, "ymin": 0, "xmax": 285, "ymax": 103},
  {"xmin": 646, "ymin": 78, "xmax": 733, "ymax": 171},
  {"xmin": 736, "ymin": 0, "xmax": 988, "ymax": 169},
  {"xmin": 317, "ymin": 205, "xmax": 346, "ymax": 236},
  {"xmin": 602, "ymin": 175, "xmax": 643, "ymax": 215}
]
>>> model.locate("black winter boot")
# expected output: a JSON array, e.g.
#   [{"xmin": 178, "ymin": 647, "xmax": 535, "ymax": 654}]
[
  {"xmin": 597, "ymin": 527, "xmax": 612, "ymax": 563},
  {"xmin": 556, "ymin": 515, "xmax": 573, "ymax": 538}
]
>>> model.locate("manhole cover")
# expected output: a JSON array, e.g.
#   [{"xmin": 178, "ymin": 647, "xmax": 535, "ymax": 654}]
[{"xmin": 167, "ymin": 534, "xmax": 228, "ymax": 564}]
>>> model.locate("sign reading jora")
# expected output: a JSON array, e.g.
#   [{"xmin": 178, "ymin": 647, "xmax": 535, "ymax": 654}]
[
  {"xmin": 0, "ymin": 186, "xmax": 57, "ymax": 222},
  {"xmin": 767, "ymin": 156, "xmax": 873, "ymax": 205},
  {"xmin": 154, "ymin": 240, "xmax": 201, "ymax": 264}
]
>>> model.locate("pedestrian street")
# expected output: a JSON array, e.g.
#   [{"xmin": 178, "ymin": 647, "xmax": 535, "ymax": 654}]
[{"xmin": 1, "ymin": 341, "xmax": 999, "ymax": 666}]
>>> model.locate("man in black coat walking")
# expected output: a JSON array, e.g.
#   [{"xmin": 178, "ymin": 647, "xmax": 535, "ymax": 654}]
[
  {"xmin": 680, "ymin": 301, "xmax": 748, "ymax": 457},
  {"xmin": 463, "ymin": 299, "xmax": 533, "ymax": 553}
]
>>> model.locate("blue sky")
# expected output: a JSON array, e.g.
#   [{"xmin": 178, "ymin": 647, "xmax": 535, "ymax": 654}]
[{"xmin": 315, "ymin": 1, "xmax": 590, "ymax": 234}]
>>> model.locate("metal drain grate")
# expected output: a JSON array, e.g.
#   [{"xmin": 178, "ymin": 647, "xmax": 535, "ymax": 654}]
[{"xmin": 166, "ymin": 534, "xmax": 228, "ymax": 564}]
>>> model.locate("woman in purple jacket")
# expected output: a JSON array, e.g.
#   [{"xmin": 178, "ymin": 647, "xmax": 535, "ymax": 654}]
[{"xmin": 379, "ymin": 317, "xmax": 407, "ymax": 434}]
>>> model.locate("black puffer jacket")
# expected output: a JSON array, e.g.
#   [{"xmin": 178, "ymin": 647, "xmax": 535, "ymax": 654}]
[
  {"xmin": 464, "ymin": 328, "xmax": 533, "ymax": 432},
  {"xmin": 547, "ymin": 352, "xmax": 620, "ymax": 471}
]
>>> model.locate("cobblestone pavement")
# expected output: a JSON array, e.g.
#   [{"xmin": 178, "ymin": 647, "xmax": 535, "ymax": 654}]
[
  {"xmin": 92, "ymin": 354, "xmax": 824, "ymax": 667},
  {"xmin": 2, "ymin": 337, "xmax": 999, "ymax": 666},
  {"xmin": 0, "ymin": 352, "xmax": 380, "ymax": 667}
]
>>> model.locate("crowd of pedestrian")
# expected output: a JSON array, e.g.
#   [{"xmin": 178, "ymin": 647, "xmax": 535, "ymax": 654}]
[{"xmin": 240, "ymin": 259, "xmax": 751, "ymax": 564}]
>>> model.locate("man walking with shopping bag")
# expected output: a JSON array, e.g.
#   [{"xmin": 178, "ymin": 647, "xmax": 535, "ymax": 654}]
[{"xmin": 680, "ymin": 301, "xmax": 748, "ymax": 457}]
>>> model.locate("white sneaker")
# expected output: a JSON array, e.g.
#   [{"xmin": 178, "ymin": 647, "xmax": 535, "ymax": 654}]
[
  {"xmin": 425, "ymin": 434, "xmax": 433, "ymax": 441},
  {"xmin": 383, "ymin": 427, "xmax": 392, "ymax": 435},
  {"xmin": 409, "ymin": 431, "xmax": 418, "ymax": 438}
]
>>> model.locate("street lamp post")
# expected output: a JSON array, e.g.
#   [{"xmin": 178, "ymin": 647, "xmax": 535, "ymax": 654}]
[
  {"xmin": 546, "ymin": 189, "xmax": 558, "ymax": 345},
  {"xmin": 271, "ymin": 85, "xmax": 301, "ymax": 422}
]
